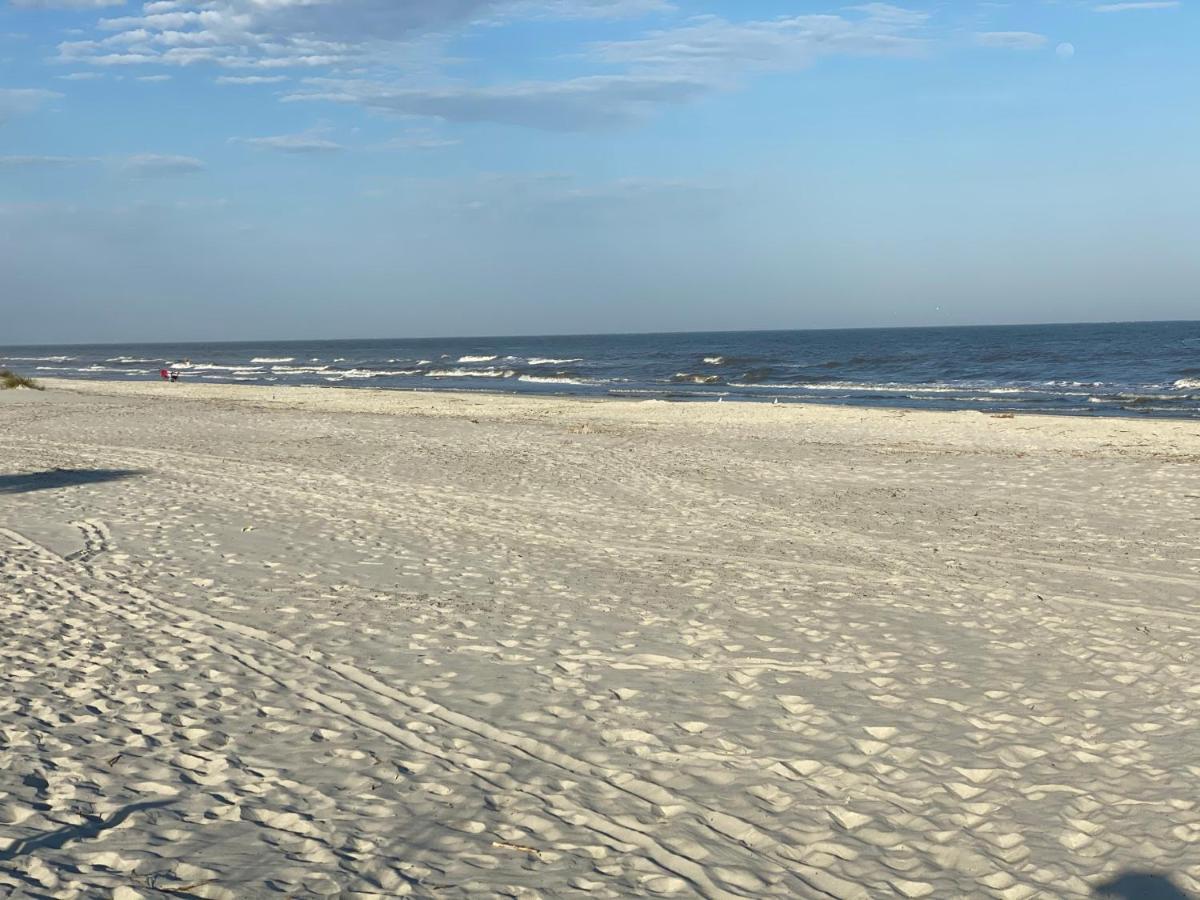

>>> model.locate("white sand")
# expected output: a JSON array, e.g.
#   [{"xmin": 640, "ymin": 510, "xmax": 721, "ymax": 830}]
[{"xmin": 2, "ymin": 378, "xmax": 1198, "ymax": 898}]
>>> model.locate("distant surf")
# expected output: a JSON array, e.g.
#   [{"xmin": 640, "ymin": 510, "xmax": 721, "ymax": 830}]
[{"xmin": 5, "ymin": 321, "xmax": 1198, "ymax": 418}]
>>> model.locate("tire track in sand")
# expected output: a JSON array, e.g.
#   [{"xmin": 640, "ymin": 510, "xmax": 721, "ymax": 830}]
[{"xmin": 0, "ymin": 526, "xmax": 867, "ymax": 900}]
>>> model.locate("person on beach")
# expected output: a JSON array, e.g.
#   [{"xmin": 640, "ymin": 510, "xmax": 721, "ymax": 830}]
[{"xmin": 159, "ymin": 369, "xmax": 170, "ymax": 381}]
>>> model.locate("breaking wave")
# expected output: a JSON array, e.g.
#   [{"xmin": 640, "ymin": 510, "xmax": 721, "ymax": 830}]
[{"xmin": 427, "ymin": 368, "xmax": 515, "ymax": 378}]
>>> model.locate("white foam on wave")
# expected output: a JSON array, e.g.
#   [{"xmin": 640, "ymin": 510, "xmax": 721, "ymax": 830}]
[
  {"xmin": 38, "ymin": 364, "xmax": 149, "ymax": 374},
  {"xmin": 333, "ymin": 368, "xmax": 423, "ymax": 379},
  {"xmin": 6, "ymin": 356, "xmax": 75, "ymax": 362},
  {"xmin": 725, "ymin": 381, "xmax": 1088, "ymax": 396},
  {"xmin": 528, "ymin": 357, "xmax": 583, "ymax": 366},
  {"xmin": 427, "ymin": 367, "xmax": 515, "ymax": 379},
  {"xmin": 271, "ymin": 365, "xmax": 331, "ymax": 373},
  {"xmin": 458, "ymin": 355, "xmax": 498, "ymax": 363},
  {"xmin": 106, "ymin": 357, "xmax": 161, "ymax": 364},
  {"xmin": 252, "ymin": 357, "xmax": 295, "ymax": 363},
  {"xmin": 518, "ymin": 374, "xmax": 590, "ymax": 385},
  {"xmin": 173, "ymin": 362, "xmax": 263, "ymax": 372},
  {"xmin": 703, "ymin": 356, "xmax": 726, "ymax": 365},
  {"xmin": 673, "ymin": 373, "xmax": 722, "ymax": 385},
  {"xmin": 1173, "ymin": 378, "xmax": 1200, "ymax": 390}
]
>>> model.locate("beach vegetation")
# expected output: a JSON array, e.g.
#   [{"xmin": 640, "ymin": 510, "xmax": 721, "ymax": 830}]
[{"xmin": 0, "ymin": 369, "xmax": 43, "ymax": 390}]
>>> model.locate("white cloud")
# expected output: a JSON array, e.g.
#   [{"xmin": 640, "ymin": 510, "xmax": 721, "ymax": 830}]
[
  {"xmin": 1093, "ymin": 1, "xmax": 1181, "ymax": 10},
  {"xmin": 0, "ymin": 153, "xmax": 214, "ymax": 176},
  {"xmin": 37, "ymin": 1, "xmax": 941, "ymax": 136},
  {"xmin": 505, "ymin": 0, "xmax": 674, "ymax": 19},
  {"xmin": 1056, "ymin": 42, "xmax": 1076, "ymax": 58},
  {"xmin": 973, "ymin": 31, "xmax": 1050, "ymax": 50},
  {"xmin": 373, "ymin": 130, "xmax": 461, "ymax": 150},
  {"xmin": 56, "ymin": 71, "xmax": 106, "ymax": 80},
  {"xmin": 53, "ymin": 0, "xmax": 605, "ymax": 69},
  {"xmin": 233, "ymin": 132, "xmax": 345, "ymax": 153},
  {"xmin": 10, "ymin": 0, "xmax": 124, "ymax": 7},
  {"xmin": 121, "ymin": 153, "xmax": 206, "ymax": 176},
  {"xmin": 54, "ymin": 1, "xmax": 476, "ymax": 69},
  {"xmin": 848, "ymin": 4, "xmax": 930, "ymax": 28},
  {"xmin": 286, "ymin": 74, "xmax": 711, "ymax": 131},
  {"xmin": 591, "ymin": 11, "xmax": 929, "ymax": 74},
  {"xmin": 0, "ymin": 87, "xmax": 60, "ymax": 123},
  {"xmin": 215, "ymin": 75, "xmax": 288, "ymax": 85},
  {"xmin": 273, "ymin": 7, "xmax": 936, "ymax": 132},
  {"xmin": 0, "ymin": 154, "xmax": 97, "ymax": 166}
]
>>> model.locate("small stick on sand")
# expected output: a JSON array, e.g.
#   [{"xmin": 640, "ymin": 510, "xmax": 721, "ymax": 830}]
[{"xmin": 491, "ymin": 840, "xmax": 541, "ymax": 858}]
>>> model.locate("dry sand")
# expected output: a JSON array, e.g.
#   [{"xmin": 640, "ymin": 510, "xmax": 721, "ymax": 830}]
[{"xmin": 2, "ymin": 378, "xmax": 1199, "ymax": 899}]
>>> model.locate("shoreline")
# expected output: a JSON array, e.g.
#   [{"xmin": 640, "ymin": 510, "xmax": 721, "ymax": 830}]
[{"xmin": 31, "ymin": 376, "xmax": 1200, "ymax": 459}]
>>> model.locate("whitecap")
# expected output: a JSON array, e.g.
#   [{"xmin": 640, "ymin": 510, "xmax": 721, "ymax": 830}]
[
  {"xmin": 336, "ymin": 368, "xmax": 423, "ymax": 378},
  {"xmin": 172, "ymin": 362, "xmax": 261, "ymax": 371},
  {"xmin": 458, "ymin": 355, "xmax": 498, "ymax": 363},
  {"xmin": 518, "ymin": 374, "xmax": 589, "ymax": 385},
  {"xmin": 427, "ymin": 367, "xmax": 515, "ymax": 378}
]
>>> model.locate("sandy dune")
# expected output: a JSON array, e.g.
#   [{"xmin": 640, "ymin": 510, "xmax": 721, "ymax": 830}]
[{"xmin": 2, "ymin": 379, "xmax": 1199, "ymax": 898}]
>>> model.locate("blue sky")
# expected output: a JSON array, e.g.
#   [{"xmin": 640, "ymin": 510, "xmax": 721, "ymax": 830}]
[{"xmin": 1, "ymin": 0, "xmax": 1196, "ymax": 342}]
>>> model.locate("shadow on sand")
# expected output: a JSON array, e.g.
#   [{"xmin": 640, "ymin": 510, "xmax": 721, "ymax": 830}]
[
  {"xmin": 0, "ymin": 799, "xmax": 175, "ymax": 862},
  {"xmin": 1096, "ymin": 872, "xmax": 1195, "ymax": 900},
  {"xmin": 0, "ymin": 468, "xmax": 141, "ymax": 495}
]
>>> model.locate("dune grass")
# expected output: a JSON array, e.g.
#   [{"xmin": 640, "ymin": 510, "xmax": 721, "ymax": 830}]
[{"xmin": 0, "ymin": 369, "xmax": 43, "ymax": 390}]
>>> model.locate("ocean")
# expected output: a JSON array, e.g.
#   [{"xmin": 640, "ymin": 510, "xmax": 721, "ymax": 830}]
[{"xmin": 4, "ymin": 321, "xmax": 1199, "ymax": 418}]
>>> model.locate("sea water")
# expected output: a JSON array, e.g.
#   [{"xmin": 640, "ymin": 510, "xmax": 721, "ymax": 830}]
[{"xmin": 4, "ymin": 321, "xmax": 1199, "ymax": 418}]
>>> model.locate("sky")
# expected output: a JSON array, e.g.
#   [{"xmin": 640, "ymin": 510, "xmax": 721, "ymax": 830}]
[{"xmin": 1, "ymin": 0, "xmax": 1196, "ymax": 343}]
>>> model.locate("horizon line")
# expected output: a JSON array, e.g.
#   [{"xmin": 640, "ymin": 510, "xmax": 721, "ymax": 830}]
[{"xmin": 3, "ymin": 318, "xmax": 1198, "ymax": 350}]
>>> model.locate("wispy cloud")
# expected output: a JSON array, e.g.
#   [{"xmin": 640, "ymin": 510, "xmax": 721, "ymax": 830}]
[
  {"xmin": 0, "ymin": 87, "xmax": 60, "ymax": 123},
  {"xmin": 373, "ymin": 130, "xmax": 461, "ymax": 150},
  {"xmin": 504, "ymin": 0, "xmax": 674, "ymax": 19},
  {"xmin": 1, "ymin": 152, "xmax": 211, "ymax": 175},
  {"xmin": 1093, "ymin": 1, "xmax": 1181, "ymax": 10},
  {"xmin": 973, "ymin": 31, "xmax": 1050, "ymax": 50},
  {"xmin": 51, "ymin": 0, "xmax": 667, "ymax": 70},
  {"xmin": 286, "ymin": 75, "xmax": 711, "ymax": 132},
  {"xmin": 232, "ymin": 132, "xmax": 345, "ymax": 153},
  {"xmin": 215, "ymin": 75, "xmax": 288, "ymax": 86},
  {"xmin": 10, "ymin": 0, "xmax": 123, "ymax": 7},
  {"xmin": 0, "ymin": 154, "xmax": 97, "ymax": 167},
  {"xmin": 279, "ymin": 7, "xmax": 936, "ymax": 133},
  {"xmin": 591, "ymin": 11, "xmax": 930, "ymax": 75},
  {"xmin": 120, "ymin": 153, "xmax": 206, "ymax": 177}
]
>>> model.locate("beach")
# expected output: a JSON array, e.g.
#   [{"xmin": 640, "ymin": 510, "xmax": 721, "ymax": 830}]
[{"xmin": 2, "ymin": 377, "xmax": 1199, "ymax": 898}]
